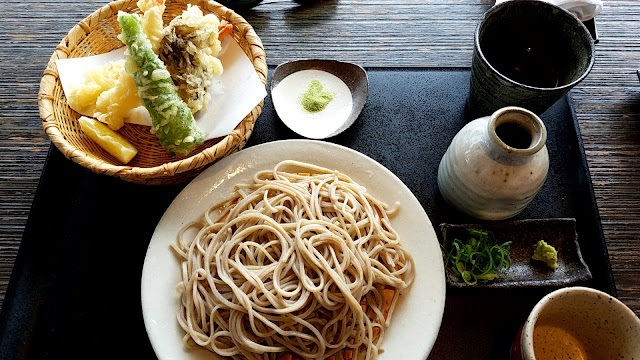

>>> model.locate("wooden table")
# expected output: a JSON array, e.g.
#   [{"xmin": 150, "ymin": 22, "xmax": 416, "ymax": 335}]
[{"xmin": 1, "ymin": 0, "xmax": 638, "ymax": 332}]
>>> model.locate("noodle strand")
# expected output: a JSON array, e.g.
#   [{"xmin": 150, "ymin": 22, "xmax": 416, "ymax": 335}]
[{"xmin": 172, "ymin": 160, "xmax": 415, "ymax": 360}]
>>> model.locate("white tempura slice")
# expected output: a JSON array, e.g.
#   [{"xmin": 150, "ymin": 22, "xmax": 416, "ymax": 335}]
[
  {"xmin": 137, "ymin": 0, "xmax": 166, "ymax": 53},
  {"xmin": 93, "ymin": 60, "xmax": 141, "ymax": 130},
  {"xmin": 68, "ymin": 59, "xmax": 142, "ymax": 130}
]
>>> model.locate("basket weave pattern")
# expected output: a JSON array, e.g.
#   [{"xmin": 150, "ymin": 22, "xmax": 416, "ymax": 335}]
[{"xmin": 38, "ymin": 0, "xmax": 268, "ymax": 185}]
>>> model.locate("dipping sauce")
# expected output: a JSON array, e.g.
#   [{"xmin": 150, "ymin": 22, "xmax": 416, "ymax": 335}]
[
  {"xmin": 271, "ymin": 69, "xmax": 353, "ymax": 139},
  {"xmin": 495, "ymin": 121, "xmax": 532, "ymax": 149},
  {"xmin": 533, "ymin": 324, "xmax": 589, "ymax": 360}
]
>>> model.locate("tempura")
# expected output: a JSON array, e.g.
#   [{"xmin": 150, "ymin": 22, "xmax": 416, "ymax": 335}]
[{"xmin": 159, "ymin": 5, "xmax": 224, "ymax": 114}]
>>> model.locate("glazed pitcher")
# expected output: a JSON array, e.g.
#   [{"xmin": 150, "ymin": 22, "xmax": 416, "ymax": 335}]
[{"xmin": 437, "ymin": 106, "xmax": 549, "ymax": 220}]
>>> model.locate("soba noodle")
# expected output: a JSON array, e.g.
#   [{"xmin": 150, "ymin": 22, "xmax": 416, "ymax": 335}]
[{"xmin": 171, "ymin": 160, "xmax": 415, "ymax": 360}]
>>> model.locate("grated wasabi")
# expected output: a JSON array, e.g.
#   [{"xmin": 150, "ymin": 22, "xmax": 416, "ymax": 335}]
[{"xmin": 532, "ymin": 240, "xmax": 558, "ymax": 270}]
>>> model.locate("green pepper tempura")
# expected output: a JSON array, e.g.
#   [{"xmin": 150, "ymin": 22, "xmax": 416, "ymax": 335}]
[{"xmin": 118, "ymin": 12, "xmax": 205, "ymax": 157}]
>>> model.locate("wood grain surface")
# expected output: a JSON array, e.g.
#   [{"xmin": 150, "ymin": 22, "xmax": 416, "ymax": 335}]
[{"xmin": 1, "ymin": 0, "xmax": 638, "ymax": 329}]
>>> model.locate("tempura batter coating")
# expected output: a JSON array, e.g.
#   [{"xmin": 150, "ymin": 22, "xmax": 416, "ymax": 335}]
[{"xmin": 118, "ymin": 12, "xmax": 205, "ymax": 157}]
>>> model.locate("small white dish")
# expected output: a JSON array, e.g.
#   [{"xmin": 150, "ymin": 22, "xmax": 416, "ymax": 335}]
[
  {"xmin": 141, "ymin": 139, "xmax": 445, "ymax": 360},
  {"xmin": 270, "ymin": 59, "xmax": 368, "ymax": 139}
]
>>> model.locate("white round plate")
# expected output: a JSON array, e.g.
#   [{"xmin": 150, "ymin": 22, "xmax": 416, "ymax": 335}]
[
  {"xmin": 141, "ymin": 139, "xmax": 446, "ymax": 360},
  {"xmin": 271, "ymin": 69, "xmax": 353, "ymax": 139}
]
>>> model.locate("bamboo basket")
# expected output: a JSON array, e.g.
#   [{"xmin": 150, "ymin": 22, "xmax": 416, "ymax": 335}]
[{"xmin": 38, "ymin": 0, "xmax": 267, "ymax": 185}]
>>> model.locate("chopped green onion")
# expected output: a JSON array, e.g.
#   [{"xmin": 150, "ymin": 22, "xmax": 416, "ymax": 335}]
[{"xmin": 443, "ymin": 228, "xmax": 512, "ymax": 285}]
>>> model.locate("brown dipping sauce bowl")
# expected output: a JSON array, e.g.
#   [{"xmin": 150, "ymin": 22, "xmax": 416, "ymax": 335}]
[{"xmin": 510, "ymin": 286, "xmax": 640, "ymax": 360}]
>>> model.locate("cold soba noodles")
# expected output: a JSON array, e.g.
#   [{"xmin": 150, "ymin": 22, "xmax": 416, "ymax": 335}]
[{"xmin": 171, "ymin": 160, "xmax": 415, "ymax": 359}]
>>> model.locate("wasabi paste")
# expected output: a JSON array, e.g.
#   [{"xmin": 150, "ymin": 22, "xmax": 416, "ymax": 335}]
[
  {"xmin": 301, "ymin": 80, "xmax": 334, "ymax": 113},
  {"xmin": 532, "ymin": 240, "xmax": 558, "ymax": 270}
]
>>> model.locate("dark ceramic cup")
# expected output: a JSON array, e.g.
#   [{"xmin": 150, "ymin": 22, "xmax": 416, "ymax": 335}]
[{"xmin": 467, "ymin": 0, "xmax": 595, "ymax": 119}]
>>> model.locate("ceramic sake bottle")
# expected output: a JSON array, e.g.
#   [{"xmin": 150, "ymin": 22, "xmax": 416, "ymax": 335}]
[{"xmin": 437, "ymin": 106, "xmax": 549, "ymax": 220}]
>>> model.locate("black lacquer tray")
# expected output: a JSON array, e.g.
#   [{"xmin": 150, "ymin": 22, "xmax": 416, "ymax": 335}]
[{"xmin": 0, "ymin": 68, "xmax": 615, "ymax": 359}]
